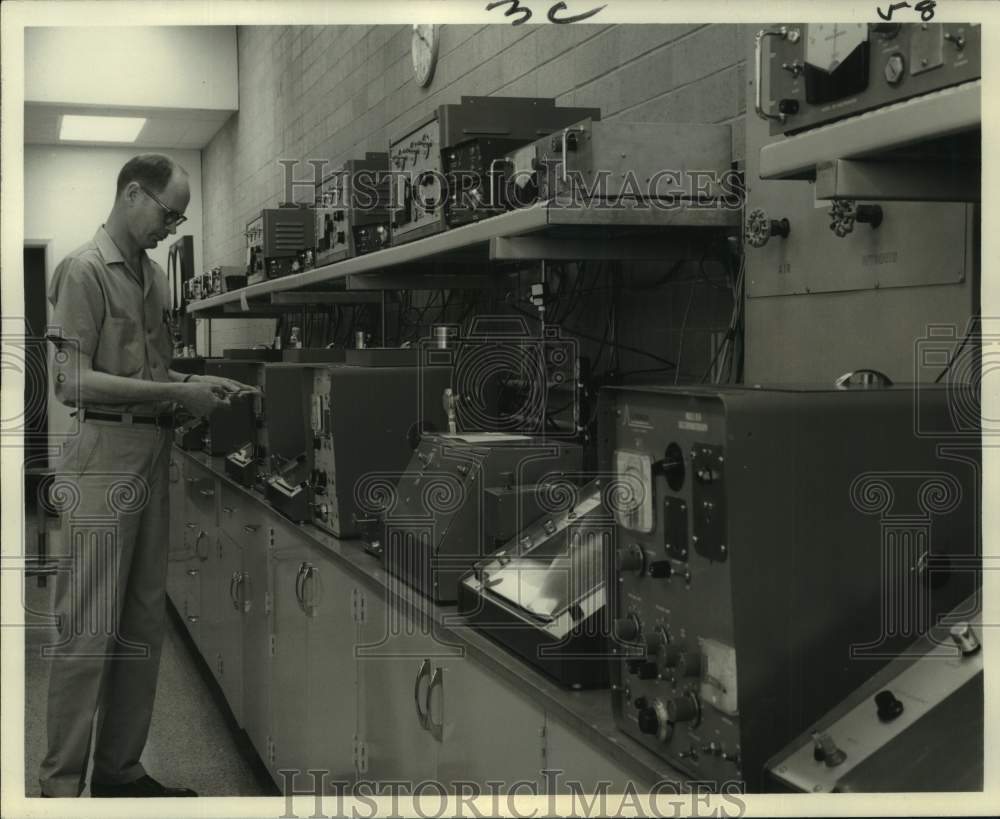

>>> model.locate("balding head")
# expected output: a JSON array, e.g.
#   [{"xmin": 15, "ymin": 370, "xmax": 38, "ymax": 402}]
[{"xmin": 116, "ymin": 153, "xmax": 188, "ymax": 200}]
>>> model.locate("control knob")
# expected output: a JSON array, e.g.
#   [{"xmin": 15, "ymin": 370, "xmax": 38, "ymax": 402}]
[
  {"xmin": 875, "ymin": 690, "xmax": 904, "ymax": 722},
  {"xmin": 636, "ymin": 661, "xmax": 659, "ymax": 680},
  {"xmin": 614, "ymin": 615, "xmax": 641, "ymax": 643},
  {"xmin": 617, "ymin": 544, "xmax": 645, "ymax": 574},
  {"xmin": 666, "ymin": 693, "xmax": 700, "ymax": 724},
  {"xmin": 659, "ymin": 642, "xmax": 683, "ymax": 671},
  {"xmin": 647, "ymin": 561, "xmax": 672, "ymax": 579},
  {"xmin": 676, "ymin": 651, "xmax": 702, "ymax": 678},
  {"xmin": 811, "ymin": 731, "xmax": 846, "ymax": 767},
  {"xmin": 949, "ymin": 622, "xmax": 980, "ymax": 655},
  {"xmin": 745, "ymin": 208, "xmax": 790, "ymax": 249},
  {"xmin": 777, "ymin": 98, "xmax": 799, "ymax": 115},
  {"xmin": 636, "ymin": 698, "xmax": 672, "ymax": 743},
  {"xmin": 828, "ymin": 199, "xmax": 883, "ymax": 237},
  {"xmin": 883, "ymin": 53, "xmax": 905, "ymax": 85}
]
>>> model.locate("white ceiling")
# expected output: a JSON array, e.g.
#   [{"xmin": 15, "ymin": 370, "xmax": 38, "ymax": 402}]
[{"xmin": 24, "ymin": 102, "xmax": 233, "ymax": 149}]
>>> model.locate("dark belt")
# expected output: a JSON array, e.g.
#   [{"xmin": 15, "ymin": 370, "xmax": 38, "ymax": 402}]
[{"xmin": 76, "ymin": 408, "xmax": 175, "ymax": 428}]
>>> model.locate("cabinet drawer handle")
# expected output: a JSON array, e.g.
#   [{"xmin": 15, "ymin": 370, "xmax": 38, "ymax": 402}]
[
  {"xmin": 186, "ymin": 569, "xmax": 199, "ymax": 577},
  {"xmin": 230, "ymin": 572, "xmax": 242, "ymax": 610},
  {"xmin": 427, "ymin": 667, "xmax": 444, "ymax": 742},
  {"xmin": 223, "ymin": 506, "xmax": 235, "ymax": 514},
  {"xmin": 195, "ymin": 531, "xmax": 209, "ymax": 561},
  {"xmin": 241, "ymin": 572, "xmax": 253, "ymax": 614},
  {"xmin": 302, "ymin": 566, "xmax": 322, "ymax": 616},
  {"xmin": 413, "ymin": 659, "xmax": 431, "ymax": 729},
  {"xmin": 185, "ymin": 522, "xmax": 197, "ymax": 529},
  {"xmin": 186, "ymin": 615, "xmax": 199, "ymax": 623},
  {"xmin": 185, "ymin": 477, "xmax": 197, "ymax": 485},
  {"xmin": 199, "ymin": 488, "xmax": 215, "ymax": 498},
  {"xmin": 243, "ymin": 524, "xmax": 259, "ymax": 534},
  {"xmin": 294, "ymin": 562, "xmax": 308, "ymax": 609}
]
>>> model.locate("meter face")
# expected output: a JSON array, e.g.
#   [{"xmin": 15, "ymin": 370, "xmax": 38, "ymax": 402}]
[
  {"xmin": 805, "ymin": 23, "xmax": 868, "ymax": 73},
  {"xmin": 613, "ymin": 450, "xmax": 654, "ymax": 534}
]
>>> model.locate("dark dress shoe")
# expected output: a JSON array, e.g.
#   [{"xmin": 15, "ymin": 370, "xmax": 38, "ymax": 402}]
[{"xmin": 90, "ymin": 774, "xmax": 198, "ymax": 797}]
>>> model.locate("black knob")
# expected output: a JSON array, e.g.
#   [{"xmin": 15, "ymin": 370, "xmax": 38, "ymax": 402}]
[
  {"xmin": 617, "ymin": 545, "xmax": 644, "ymax": 573},
  {"xmin": 855, "ymin": 204, "xmax": 884, "ymax": 228},
  {"xmin": 626, "ymin": 659, "xmax": 643, "ymax": 675},
  {"xmin": 637, "ymin": 707, "xmax": 660, "ymax": 736},
  {"xmin": 666, "ymin": 695, "xmax": 699, "ymax": 723},
  {"xmin": 614, "ymin": 616, "xmax": 641, "ymax": 642},
  {"xmin": 875, "ymin": 690, "xmax": 904, "ymax": 722},
  {"xmin": 778, "ymin": 98, "xmax": 800, "ymax": 115},
  {"xmin": 659, "ymin": 643, "xmax": 682, "ymax": 669},
  {"xmin": 637, "ymin": 662, "xmax": 659, "ymax": 680},
  {"xmin": 677, "ymin": 652, "xmax": 702, "ymax": 678},
  {"xmin": 648, "ymin": 561, "xmax": 672, "ymax": 579}
]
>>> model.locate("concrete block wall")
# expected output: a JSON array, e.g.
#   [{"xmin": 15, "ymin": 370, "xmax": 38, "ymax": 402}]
[{"xmin": 202, "ymin": 23, "xmax": 748, "ymax": 379}]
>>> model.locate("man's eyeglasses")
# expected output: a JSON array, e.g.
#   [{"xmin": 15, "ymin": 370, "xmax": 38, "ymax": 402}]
[{"xmin": 138, "ymin": 185, "xmax": 187, "ymax": 228}]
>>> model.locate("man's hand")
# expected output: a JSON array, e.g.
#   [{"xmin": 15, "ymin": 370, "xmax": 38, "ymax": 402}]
[
  {"xmin": 175, "ymin": 381, "xmax": 231, "ymax": 417},
  {"xmin": 196, "ymin": 373, "xmax": 261, "ymax": 397}
]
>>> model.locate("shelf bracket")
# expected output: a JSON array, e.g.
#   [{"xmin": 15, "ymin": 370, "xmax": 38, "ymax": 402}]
[{"xmin": 814, "ymin": 159, "xmax": 980, "ymax": 203}]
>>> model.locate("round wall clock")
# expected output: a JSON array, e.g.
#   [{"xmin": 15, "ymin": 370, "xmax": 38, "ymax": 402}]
[{"xmin": 411, "ymin": 24, "xmax": 439, "ymax": 88}]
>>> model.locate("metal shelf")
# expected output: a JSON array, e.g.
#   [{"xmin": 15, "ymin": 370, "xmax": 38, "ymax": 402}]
[
  {"xmin": 186, "ymin": 200, "xmax": 737, "ymax": 314},
  {"xmin": 758, "ymin": 80, "xmax": 981, "ymax": 181}
]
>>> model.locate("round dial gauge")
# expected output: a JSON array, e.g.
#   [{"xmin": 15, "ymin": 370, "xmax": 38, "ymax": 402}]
[
  {"xmin": 411, "ymin": 24, "xmax": 440, "ymax": 88},
  {"xmin": 805, "ymin": 24, "xmax": 867, "ymax": 73}
]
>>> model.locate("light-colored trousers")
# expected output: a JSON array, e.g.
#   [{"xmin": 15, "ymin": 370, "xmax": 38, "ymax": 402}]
[{"xmin": 38, "ymin": 419, "xmax": 172, "ymax": 797}]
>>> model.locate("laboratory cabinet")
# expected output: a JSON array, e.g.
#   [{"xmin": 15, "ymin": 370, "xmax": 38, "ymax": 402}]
[
  {"xmin": 268, "ymin": 525, "xmax": 357, "ymax": 790},
  {"xmin": 355, "ymin": 587, "xmax": 549, "ymax": 790},
  {"xmin": 167, "ymin": 450, "xmax": 659, "ymax": 794},
  {"xmin": 166, "ymin": 456, "xmax": 214, "ymax": 645},
  {"xmin": 207, "ymin": 530, "xmax": 244, "ymax": 722}
]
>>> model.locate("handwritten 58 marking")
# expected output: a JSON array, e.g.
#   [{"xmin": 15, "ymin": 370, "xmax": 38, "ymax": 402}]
[{"xmin": 877, "ymin": 0, "xmax": 936, "ymax": 22}]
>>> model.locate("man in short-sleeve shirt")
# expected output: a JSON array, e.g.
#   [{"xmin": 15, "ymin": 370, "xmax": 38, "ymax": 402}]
[{"xmin": 41, "ymin": 154, "xmax": 253, "ymax": 798}]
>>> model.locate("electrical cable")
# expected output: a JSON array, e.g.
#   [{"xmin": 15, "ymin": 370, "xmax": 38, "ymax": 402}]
[
  {"xmin": 507, "ymin": 299, "xmax": 677, "ymax": 370},
  {"xmin": 935, "ymin": 318, "xmax": 979, "ymax": 383},
  {"xmin": 673, "ymin": 278, "xmax": 698, "ymax": 384}
]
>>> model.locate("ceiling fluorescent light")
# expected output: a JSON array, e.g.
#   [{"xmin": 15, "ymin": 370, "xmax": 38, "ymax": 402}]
[{"xmin": 59, "ymin": 115, "xmax": 146, "ymax": 142}]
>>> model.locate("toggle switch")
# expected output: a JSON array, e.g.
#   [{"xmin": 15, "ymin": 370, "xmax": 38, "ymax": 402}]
[
  {"xmin": 811, "ymin": 731, "xmax": 846, "ymax": 767},
  {"xmin": 648, "ymin": 561, "xmax": 672, "ymax": 579}
]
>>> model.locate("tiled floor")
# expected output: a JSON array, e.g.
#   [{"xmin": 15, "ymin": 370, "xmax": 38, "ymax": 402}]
[{"xmin": 22, "ymin": 526, "xmax": 277, "ymax": 798}]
